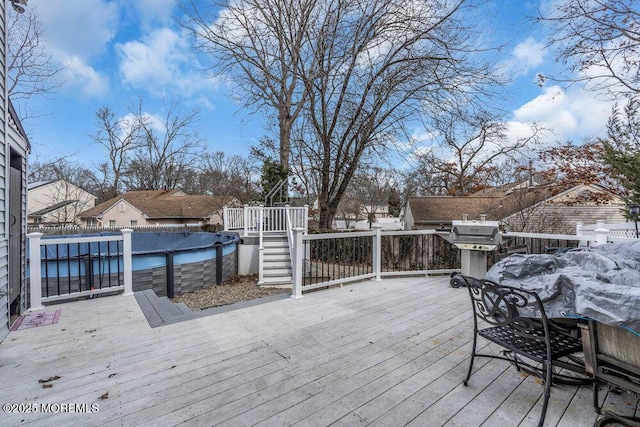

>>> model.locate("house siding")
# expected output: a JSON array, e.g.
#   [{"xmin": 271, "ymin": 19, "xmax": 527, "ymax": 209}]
[
  {"xmin": 1, "ymin": 1, "xmax": 30, "ymax": 341},
  {"xmin": 28, "ymin": 180, "xmax": 96, "ymax": 225},
  {"xmin": 97, "ymin": 201, "xmax": 147, "ymax": 227},
  {"xmin": 504, "ymin": 204, "xmax": 627, "ymax": 234},
  {"xmin": 0, "ymin": 0, "xmax": 9, "ymax": 342}
]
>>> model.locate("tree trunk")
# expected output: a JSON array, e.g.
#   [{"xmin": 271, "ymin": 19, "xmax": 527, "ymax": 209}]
[{"xmin": 279, "ymin": 114, "xmax": 292, "ymax": 170}]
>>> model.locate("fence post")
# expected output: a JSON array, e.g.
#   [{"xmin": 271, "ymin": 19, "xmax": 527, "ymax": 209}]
[
  {"xmin": 372, "ymin": 224, "xmax": 382, "ymax": 281},
  {"xmin": 243, "ymin": 206, "xmax": 249, "ymax": 236},
  {"xmin": 166, "ymin": 252, "xmax": 175, "ymax": 298},
  {"xmin": 27, "ymin": 232, "xmax": 44, "ymax": 311},
  {"xmin": 576, "ymin": 222, "xmax": 583, "ymax": 236},
  {"xmin": 215, "ymin": 242, "xmax": 223, "ymax": 285},
  {"xmin": 121, "ymin": 229, "xmax": 134, "ymax": 296},
  {"xmin": 594, "ymin": 222, "xmax": 609, "ymax": 246},
  {"xmin": 291, "ymin": 227, "xmax": 304, "ymax": 299},
  {"xmin": 223, "ymin": 206, "xmax": 228, "ymax": 231}
]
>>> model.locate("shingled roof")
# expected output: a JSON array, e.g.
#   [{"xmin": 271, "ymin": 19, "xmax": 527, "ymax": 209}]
[
  {"xmin": 406, "ymin": 181, "xmax": 619, "ymax": 228},
  {"xmin": 79, "ymin": 190, "xmax": 235, "ymax": 220},
  {"xmin": 406, "ymin": 196, "xmax": 502, "ymax": 226}
]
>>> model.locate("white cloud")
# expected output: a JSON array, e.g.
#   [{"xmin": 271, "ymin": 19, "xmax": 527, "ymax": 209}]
[
  {"xmin": 513, "ymin": 37, "xmax": 546, "ymax": 70},
  {"xmin": 30, "ymin": 0, "xmax": 120, "ymax": 98},
  {"xmin": 117, "ymin": 28, "xmax": 212, "ymax": 96},
  {"xmin": 511, "ymin": 85, "xmax": 614, "ymax": 145},
  {"xmin": 32, "ymin": 0, "xmax": 119, "ymax": 60},
  {"xmin": 500, "ymin": 37, "xmax": 547, "ymax": 79},
  {"xmin": 65, "ymin": 57, "xmax": 110, "ymax": 97},
  {"xmin": 130, "ymin": 0, "xmax": 177, "ymax": 29}
]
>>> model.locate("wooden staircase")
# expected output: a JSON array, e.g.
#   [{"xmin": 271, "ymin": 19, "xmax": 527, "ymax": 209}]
[{"xmin": 260, "ymin": 233, "xmax": 293, "ymax": 286}]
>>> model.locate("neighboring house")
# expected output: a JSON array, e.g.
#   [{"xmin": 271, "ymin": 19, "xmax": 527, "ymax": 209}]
[
  {"xmin": 27, "ymin": 180, "xmax": 96, "ymax": 226},
  {"xmin": 78, "ymin": 189, "xmax": 241, "ymax": 227},
  {"xmin": 404, "ymin": 182, "xmax": 627, "ymax": 234},
  {"xmin": 1, "ymin": 1, "xmax": 32, "ymax": 341},
  {"xmin": 334, "ymin": 199, "xmax": 396, "ymax": 229},
  {"xmin": 404, "ymin": 196, "xmax": 500, "ymax": 230}
]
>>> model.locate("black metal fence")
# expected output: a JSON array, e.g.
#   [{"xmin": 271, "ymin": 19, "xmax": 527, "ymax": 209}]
[
  {"xmin": 303, "ymin": 233, "xmax": 374, "ymax": 285},
  {"xmin": 35, "ymin": 239, "xmax": 124, "ymax": 299},
  {"xmin": 381, "ymin": 233, "xmax": 460, "ymax": 273}
]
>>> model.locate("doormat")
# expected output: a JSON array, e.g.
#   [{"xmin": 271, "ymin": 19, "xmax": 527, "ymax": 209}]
[{"xmin": 10, "ymin": 310, "xmax": 61, "ymax": 331}]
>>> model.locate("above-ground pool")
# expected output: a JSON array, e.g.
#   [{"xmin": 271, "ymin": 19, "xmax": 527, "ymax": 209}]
[{"xmin": 29, "ymin": 231, "xmax": 241, "ymax": 299}]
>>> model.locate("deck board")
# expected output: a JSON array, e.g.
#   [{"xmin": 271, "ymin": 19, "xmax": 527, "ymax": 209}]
[{"xmin": 0, "ymin": 276, "xmax": 610, "ymax": 426}]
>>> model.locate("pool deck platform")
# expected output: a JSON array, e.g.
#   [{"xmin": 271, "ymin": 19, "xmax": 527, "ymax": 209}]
[{"xmin": 0, "ymin": 276, "xmax": 637, "ymax": 426}]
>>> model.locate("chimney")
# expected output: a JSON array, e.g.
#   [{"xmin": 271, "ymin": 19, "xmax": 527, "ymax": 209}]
[{"xmin": 528, "ymin": 160, "xmax": 535, "ymax": 189}]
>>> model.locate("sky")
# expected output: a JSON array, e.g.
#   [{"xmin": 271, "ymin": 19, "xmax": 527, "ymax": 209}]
[{"xmin": 16, "ymin": 0, "xmax": 617, "ymax": 172}]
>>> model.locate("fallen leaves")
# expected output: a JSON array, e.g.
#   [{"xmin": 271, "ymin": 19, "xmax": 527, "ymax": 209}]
[{"xmin": 38, "ymin": 375, "xmax": 61, "ymax": 388}]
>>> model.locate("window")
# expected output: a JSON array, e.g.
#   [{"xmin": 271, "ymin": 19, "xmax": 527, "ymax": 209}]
[
  {"xmin": 130, "ymin": 220, "xmax": 137, "ymax": 227},
  {"xmin": 109, "ymin": 220, "xmax": 116, "ymax": 227}
]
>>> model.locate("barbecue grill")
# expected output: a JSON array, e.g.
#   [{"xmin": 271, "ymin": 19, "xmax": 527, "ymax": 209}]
[
  {"xmin": 449, "ymin": 218, "xmax": 500, "ymax": 251},
  {"xmin": 445, "ymin": 215, "xmax": 501, "ymax": 280}
]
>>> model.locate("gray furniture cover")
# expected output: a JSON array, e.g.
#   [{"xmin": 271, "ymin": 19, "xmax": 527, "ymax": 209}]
[{"xmin": 486, "ymin": 241, "xmax": 640, "ymax": 332}]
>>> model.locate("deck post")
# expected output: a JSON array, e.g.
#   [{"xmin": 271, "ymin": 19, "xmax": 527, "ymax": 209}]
[
  {"xmin": 258, "ymin": 206, "xmax": 265, "ymax": 284},
  {"xmin": 291, "ymin": 227, "xmax": 304, "ymax": 299},
  {"xmin": 27, "ymin": 232, "xmax": 44, "ymax": 311},
  {"xmin": 594, "ymin": 225, "xmax": 609, "ymax": 246},
  {"xmin": 243, "ymin": 206, "xmax": 249, "ymax": 236},
  {"xmin": 372, "ymin": 224, "xmax": 382, "ymax": 281},
  {"xmin": 121, "ymin": 229, "xmax": 134, "ymax": 296}
]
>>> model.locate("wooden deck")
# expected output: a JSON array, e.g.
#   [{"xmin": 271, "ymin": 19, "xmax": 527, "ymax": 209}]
[{"xmin": 0, "ymin": 276, "xmax": 636, "ymax": 426}]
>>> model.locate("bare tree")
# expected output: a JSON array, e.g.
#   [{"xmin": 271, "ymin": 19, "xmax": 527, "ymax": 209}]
[
  {"xmin": 182, "ymin": 0, "xmax": 316, "ymax": 169},
  {"xmin": 28, "ymin": 159, "xmax": 98, "ymax": 225},
  {"xmin": 7, "ymin": 8, "xmax": 65, "ymax": 118},
  {"xmin": 29, "ymin": 158, "xmax": 97, "ymax": 191},
  {"xmin": 294, "ymin": 0, "xmax": 503, "ymax": 228},
  {"xmin": 124, "ymin": 99, "xmax": 203, "ymax": 190},
  {"xmin": 349, "ymin": 167, "xmax": 394, "ymax": 227},
  {"xmin": 479, "ymin": 185, "xmax": 563, "ymax": 233},
  {"xmin": 412, "ymin": 109, "xmax": 545, "ymax": 196},
  {"xmin": 90, "ymin": 106, "xmax": 142, "ymax": 199},
  {"xmin": 540, "ymin": 0, "xmax": 639, "ymax": 96},
  {"xmin": 181, "ymin": 151, "xmax": 260, "ymax": 202}
]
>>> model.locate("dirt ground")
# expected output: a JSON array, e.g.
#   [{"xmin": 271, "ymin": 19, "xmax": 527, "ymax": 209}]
[{"xmin": 171, "ymin": 275, "xmax": 289, "ymax": 310}]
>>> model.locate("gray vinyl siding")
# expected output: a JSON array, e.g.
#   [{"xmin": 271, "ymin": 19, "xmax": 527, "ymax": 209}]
[
  {"xmin": 0, "ymin": 0, "xmax": 27, "ymax": 341},
  {"xmin": 503, "ymin": 204, "xmax": 627, "ymax": 234},
  {"xmin": 0, "ymin": 0, "xmax": 9, "ymax": 342}
]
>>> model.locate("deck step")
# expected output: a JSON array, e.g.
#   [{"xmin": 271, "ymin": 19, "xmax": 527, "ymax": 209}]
[
  {"xmin": 175, "ymin": 302, "xmax": 192, "ymax": 315},
  {"xmin": 134, "ymin": 289, "xmax": 193, "ymax": 327}
]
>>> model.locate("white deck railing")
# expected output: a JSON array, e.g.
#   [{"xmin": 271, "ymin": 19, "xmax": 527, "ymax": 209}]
[
  {"xmin": 224, "ymin": 205, "xmax": 309, "ymax": 235},
  {"xmin": 290, "ymin": 225, "xmax": 626, "ymax": 298},
  {"xmin": 578, "ymin": 220, "xmax": 639, "ymax": 240},
  {"xmin": 27, "ymin": 230, "xmax": 133, "ymax": 311}
]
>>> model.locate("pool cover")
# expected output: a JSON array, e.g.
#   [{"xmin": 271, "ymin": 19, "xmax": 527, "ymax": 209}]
[
  {"xmin": 485, "ymin": 241, "xmax": 640, "ymax": 332},
  {"xmin": 34, "ymin": 231, "xmax": 240, "ymax": 259}
]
